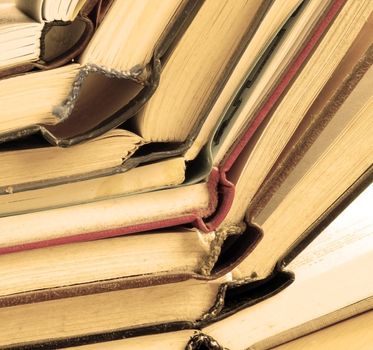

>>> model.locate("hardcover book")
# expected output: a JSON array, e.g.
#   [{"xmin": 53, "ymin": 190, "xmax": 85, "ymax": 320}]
[{"xmin": 0, "ymin": 0, "xmax": 371, "ymax": 348}]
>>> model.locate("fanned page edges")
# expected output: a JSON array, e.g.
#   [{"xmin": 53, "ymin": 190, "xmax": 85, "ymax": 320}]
[
  {"xmin": 0, "ymin": 224, "xmax": 262, "ymax": 307},
  {"xmin": 0, "ymin": 0, "xmax": 306, "ymax": 197},
  {"xmin": 195, "ymin": 0, "xmax": 346, "ymax": 231},
  {"xmin": 9, "ymin": 167, "xmax": 371, "ymax": 350},
  {"xmin": 45, "ymin": 0, "xmax": 273, "ymax": 147},
  {"xmin": 0, "ymin": 167, "xmax": 220, "ymax": 255},
  {"xmin": 0, "ymin": 0, "xmax": 204, "ymax": 147},
  {"xmin": 92, "ymin": 0, "xmax": 274, "ymax": 165},
  {"xmin": 229, "ymin": 167, "xmax": 372, "ymax": 321},
  {"xmin": 2, "ymin": 257, "xmax": 292, "ymax": 349},
  {"xmin": 0, "ymin": 0, "xmax": 272, "ymax": 150},
  {"xmin": 249, "ymin": 43, "xmax": 373, "ymax": 218},
  {"xmin": 0, "ymin": 225, "xmax": 261, "ymax": 308},
  {"xmin": 0, "ymin": 0, "xmax": 344, "ymax": 255},
  {"xmin": 0, "ymin": 0, "xmax": 275, "ymax": 194},
  {"xmin": 0, "ymin": 0, "xmax": 103, "ymax": 80},
  {"xmin": 0, "ymin": 226, "xmax": 290, "ymax": 350},
  {"xmin": 0, "ymin": 147, "xmax": 141, "ymax": 195},
  {"xmin": 220, "ymin": 0, "xmax": 346, "ymax": 174}
]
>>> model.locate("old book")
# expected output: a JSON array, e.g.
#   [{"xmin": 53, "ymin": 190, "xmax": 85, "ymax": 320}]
[
  {"xmin": 0, "ymin": 0, "xmax": 304, "ymax": 193},
  {"xmin": 193, "ymin": 202, "xmax": 373, "ymax": 349},
  {"xmin": 0, "ymin": 0, "xmax": 370, "ymax": 348},
  {"xmin": 7, "ymin": 181, "xmax": 370, "ymax": 349},
  {"xmin": 220, "ymin": 1, "xmax": 373, "ymax": 227},
  {"xmin": 0, "ymin": 0, "xmax": 273, "ymax": 145},
  {"xmin": 0, "ymin": 0, "xmax": 293, "ymax": 198},
  {"xmin": 0, "ymin": 228, "xmax": 216, "ymax": 295},
  {"xmin": 0, "ymin": 0, "xmax": 101, "ymax": 77},
  {"xmin": 232, "ymin": 47, "xmax": 373, "ymax": 281},
  {"xmin": 0, "ymin": 275, "xmax": 230, "ymax": 348},
  {"xmin": 0, "ymin": 0, "xmax": 191, "ymax": 141},
  {"xmin": 0, "ymin": 0, "xmax": 367, "ymax": 256},
  {"xmin": 0, "ymin": 129, "xmax": 143, "ymax": 190}
]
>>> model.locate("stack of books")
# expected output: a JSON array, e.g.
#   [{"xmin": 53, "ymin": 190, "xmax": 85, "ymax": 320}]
[{"xmin": 0, "ymin": 0, "xmax": 371, "ymax": 348}]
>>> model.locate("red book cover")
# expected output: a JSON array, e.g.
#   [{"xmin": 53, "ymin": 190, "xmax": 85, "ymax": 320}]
[{"xmin": 0, "ymin": 0, "xmax": 346, "ymax": 254}]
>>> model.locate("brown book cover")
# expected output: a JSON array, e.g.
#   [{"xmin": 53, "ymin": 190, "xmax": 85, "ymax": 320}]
[
  {"xmin": 0, "ymin": 0, "xmax": 205, "ymax": 146},
  {"xmin": 0, "ymin": 0, "xmax": 349, "ymax": 255},
  {"xmin": 6, "ymin": 165, "xmax": 370, "ymax": 349}
]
